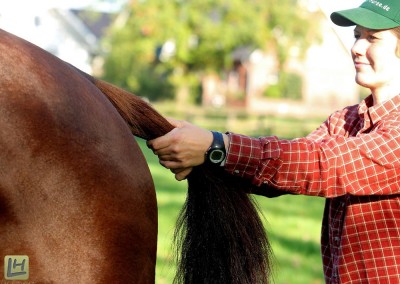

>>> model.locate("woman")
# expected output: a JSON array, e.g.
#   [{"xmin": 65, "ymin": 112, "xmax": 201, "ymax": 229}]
[{"xmin": 148, "ymin": 0, "xmax": 400, "ymax": 282}]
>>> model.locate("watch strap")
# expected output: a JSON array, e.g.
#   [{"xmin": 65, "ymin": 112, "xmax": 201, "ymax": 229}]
[
  {"xmin": 205, "ymin": 131, "xmax": 226, "ymax": 165},
  {"xmin": 210, "ymin": 131, "xmax": 224, "ymax": 150}
]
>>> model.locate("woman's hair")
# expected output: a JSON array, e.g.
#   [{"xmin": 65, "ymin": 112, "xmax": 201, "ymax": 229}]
[{"xmin": 390, "ymin": 26, "xmax": 400, "ymax": 57}]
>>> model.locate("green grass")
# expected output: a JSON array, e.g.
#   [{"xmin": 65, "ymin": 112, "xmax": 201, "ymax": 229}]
[{"xmin": 137, "ymin": 138, "xmax": 326, "ymax": 284}]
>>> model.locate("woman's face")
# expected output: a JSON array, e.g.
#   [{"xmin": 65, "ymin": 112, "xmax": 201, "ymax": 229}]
[{"xmin": 351, "ymin": 26, "xmax": 400, "ymax": 91}]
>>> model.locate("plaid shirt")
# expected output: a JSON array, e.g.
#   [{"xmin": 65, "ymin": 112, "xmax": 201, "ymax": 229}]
[{"xmin": 225, "ymin": 94, "xmax": 400, "ymax": 283}]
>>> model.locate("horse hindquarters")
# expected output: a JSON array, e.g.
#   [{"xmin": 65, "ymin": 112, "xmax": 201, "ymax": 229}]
[
  {"xmin": 0, "ymin": 139, "xmax": 157, "ymax": 284},
  {"xmin": 0, "ymin": 28, "xmax": 157, "ymax": 283}
]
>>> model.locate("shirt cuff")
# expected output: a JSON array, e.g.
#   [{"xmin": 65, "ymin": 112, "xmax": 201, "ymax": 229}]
[{"xmin": 224, "ymin": 133, "xmax": 281, "ymax": 185}]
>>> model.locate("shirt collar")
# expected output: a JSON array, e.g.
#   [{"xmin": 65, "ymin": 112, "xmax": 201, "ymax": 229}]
[{"xmin": 358, "ymin": 94, "xmax": 400, "ymax": 125}]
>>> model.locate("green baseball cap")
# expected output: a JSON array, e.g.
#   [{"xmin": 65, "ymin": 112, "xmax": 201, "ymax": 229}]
[{"xmin": 331, "ymin": 0, "xmax": 400, "ymax": 29}]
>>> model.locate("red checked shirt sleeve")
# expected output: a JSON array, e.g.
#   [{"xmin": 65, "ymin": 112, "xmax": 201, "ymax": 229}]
[{"xmin": 224, "ymin": 95, "xmax": 400, "ymax": 198}]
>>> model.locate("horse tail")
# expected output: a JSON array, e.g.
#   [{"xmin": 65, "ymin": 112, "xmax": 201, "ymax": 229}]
[{"xmin": 83, "ymin": 73, "xmax": 274, "ymax": 283}]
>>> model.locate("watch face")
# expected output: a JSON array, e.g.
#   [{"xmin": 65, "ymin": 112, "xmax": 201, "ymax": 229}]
[{"xmin": 210, "ymin": 149, "xmax": 225, "ymax": 163}]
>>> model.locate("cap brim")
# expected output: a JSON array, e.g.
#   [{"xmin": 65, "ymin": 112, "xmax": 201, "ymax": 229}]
[{"xmin": 331, "ymin": 7, "xmax": 400, "ymax": 29}]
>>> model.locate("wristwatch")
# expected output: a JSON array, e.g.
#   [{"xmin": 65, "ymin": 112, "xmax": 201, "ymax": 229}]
[{"xmin": 205, "ymin": 131, "xmax": 226, "ymax": 166}]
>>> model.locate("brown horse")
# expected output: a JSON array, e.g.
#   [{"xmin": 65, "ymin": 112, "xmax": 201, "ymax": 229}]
[{"xmin": 0, "ymin": 28, "xmax": 275, "ymax": 283}]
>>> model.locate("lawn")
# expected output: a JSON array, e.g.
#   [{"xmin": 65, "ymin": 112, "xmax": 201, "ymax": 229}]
[{"xmin": 137, "ymin": 137, "xmax": 326, "ymax": 284}]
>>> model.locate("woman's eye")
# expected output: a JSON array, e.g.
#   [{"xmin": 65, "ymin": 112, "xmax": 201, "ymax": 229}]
[{"xmin": 368, "ymin": 35, "xmax": 379, "ymax": 41}]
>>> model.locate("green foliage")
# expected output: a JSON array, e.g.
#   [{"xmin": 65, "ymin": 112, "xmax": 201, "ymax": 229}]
[
  {"xmin": 133, "ymin": 66, "xmax": 175, "ymax": 101},
  {"xmin": 264, "ymin": 84, "xmax": 282, "ymax": 99},
  {"xmin": 264, "ymin": 72, "xmax": 303, "ymax": 100},
  {"xmin": 102, "ymin": 0, "xmax": 321, "ymax": 101},
  {"xmin": 266, "ymin": 0, "xmax": 322, "ymax": 66}
]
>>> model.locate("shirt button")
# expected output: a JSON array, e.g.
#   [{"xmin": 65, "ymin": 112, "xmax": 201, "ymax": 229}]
[
  {"xmin": 234, "ymin": 170, "xmax": 240, "ymax": 174},
  {"xmin": 263, "ymin": 180, "xmax": 269, "ymax": 184}
]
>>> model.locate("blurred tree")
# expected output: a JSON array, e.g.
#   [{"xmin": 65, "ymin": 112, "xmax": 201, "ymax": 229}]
[{"xmin": 102, "ymin": 0, "xmax": 321, "ymax": 102}]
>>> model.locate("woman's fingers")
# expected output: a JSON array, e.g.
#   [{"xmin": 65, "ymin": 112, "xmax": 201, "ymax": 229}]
[
  {"xmin": 171, "ymin": 167, "xmax": 193, "ymax": 181},
  {"xmin": 147, "ymin": 120, "xmax": 213, "ymax": 169},
  {"xmin": 159, "ymin": 159, "xmax": 185, "ymax": 170},
  {"xmin": 147, "ymin": 127, "xmax": 179, "ymax": 151}
]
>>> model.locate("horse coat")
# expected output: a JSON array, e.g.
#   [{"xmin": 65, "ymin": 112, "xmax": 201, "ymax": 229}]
[{"xmin": 0, "ymin": 29, "xmax": 157, "ymax": 283}]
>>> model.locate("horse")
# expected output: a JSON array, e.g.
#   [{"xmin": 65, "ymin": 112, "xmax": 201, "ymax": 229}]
[{"xmin": 0, "ymin": 28, "xmax": 275, "ymax": 283}]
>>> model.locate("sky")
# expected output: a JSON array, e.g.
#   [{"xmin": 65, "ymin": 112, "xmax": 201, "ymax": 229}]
[
  {"xmin": 0, "ymin": 0, "xmax": 364, "ymax": 13},
  {"xmin": 0, "ymin": 0, "xmax": 127, "ymax": 12},
  {"xmin": 321, "ymin": 0, "xmax": 364, "ymax": 11}
]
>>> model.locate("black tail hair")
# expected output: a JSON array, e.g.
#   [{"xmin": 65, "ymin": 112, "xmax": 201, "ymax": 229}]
[
  {"xmin": 175, "ymin": 166, "xmax": 274, "ymax": 284},
  {"xmin": 83, "ymin": 73, "xmax": 274, "ymax": 283}
]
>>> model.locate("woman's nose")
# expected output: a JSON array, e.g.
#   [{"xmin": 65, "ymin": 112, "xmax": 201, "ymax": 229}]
[{"xmin": 351, "ymin": 39, "xmax": 367, "ymax": 57}]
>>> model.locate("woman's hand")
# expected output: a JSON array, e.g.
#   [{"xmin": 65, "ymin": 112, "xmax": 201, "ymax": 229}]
[{"xmin": 147, "ymin": 119, "xmax": 213, "ymax": 180}]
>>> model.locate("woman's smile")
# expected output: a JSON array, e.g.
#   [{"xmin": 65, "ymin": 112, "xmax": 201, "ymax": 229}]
[{"xmin": 353, "ymin": 59, "xmax": 370, "ymax": 70}]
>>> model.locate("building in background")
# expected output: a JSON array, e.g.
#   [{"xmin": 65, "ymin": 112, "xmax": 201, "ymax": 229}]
[
  {"xmin": 0, "ymin": 0, "xmax": 125, "ymax": 74},
  {"xmin": 244, "ymin": 11, "xmax": 360, "ymax": 117}
]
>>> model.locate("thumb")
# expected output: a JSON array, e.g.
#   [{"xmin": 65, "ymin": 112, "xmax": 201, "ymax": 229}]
[{"xmin": 166, "ymin": 117, "xmax": 186, "ymax": 128}]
